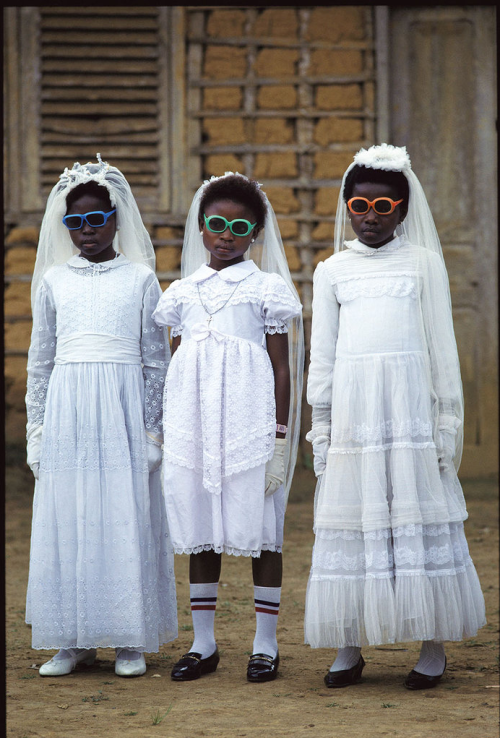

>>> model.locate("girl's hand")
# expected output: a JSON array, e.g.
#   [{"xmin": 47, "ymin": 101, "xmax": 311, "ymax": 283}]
[
  {"xmin": 27, "ymin": 424, "xmax": 43, "ymax": 477},
  {"xmin": 437, "ymin": 429, "xmax": 456, "ymax": 472},
  {"xmin": 145, "ymin": 432, "xmax": 163, "ymax": 473},
  {"xmin": 265, "ymin": 438, "xmax": 287, "ymax": 496},
  {"xmin": 311, "ymin": 436, "xmax": 330, "ymax": 477}
]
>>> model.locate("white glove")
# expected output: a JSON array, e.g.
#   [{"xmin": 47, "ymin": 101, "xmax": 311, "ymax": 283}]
[
  {"xmin": 311, "ymin": 436, "xmax": 330, "ymax": 477},
  {"xmin": 436, "ymin": 415, "xmax": 460, "ymax": 473},
  {"xmin": 305, "ymin": 407, "xmax": 331, "ymax": 478},
  {"xmin": 437, "ymin": 429, "xmax": 456, "ymax": 472},
  {"xmin": 27, "ymin": 424, "xmax": 43, "ymax": 479},
  {"xmin": 146, "ymin": 432, "xmax": 163, "ymax": 473},
  {"xmin": 265, "ymin": 438, "xmax": 287, "ymax": 497}
]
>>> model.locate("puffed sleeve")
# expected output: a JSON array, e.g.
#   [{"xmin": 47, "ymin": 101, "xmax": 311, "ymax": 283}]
[
  {"xmin": 152, "ymin": 279, "xmax": 183, "ymax": 337},
  {"xmin": 25, "ymin": 280, "xmax": 57, "ymax": 431},
  {"xmin": 261, "ymin": 273, "xmax": 302, "ymax": 334},
  {"xmin": 307, "ymin": 261, "xmax": 340, "ymax": 409},
  {"xmin": 141, "ymin": 274, "xmax": 171, "ymax": 439}
]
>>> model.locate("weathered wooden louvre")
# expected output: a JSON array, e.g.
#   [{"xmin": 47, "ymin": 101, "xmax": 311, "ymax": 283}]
[{"xmin": 39, "ymin": 7, "xmax": 161, "ymax": 209}]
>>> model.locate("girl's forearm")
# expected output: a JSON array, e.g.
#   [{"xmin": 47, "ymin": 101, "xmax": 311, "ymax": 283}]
[
  {"xmin": 171, "ymin": 334, "xmax": 182, "ymax": 356},
  {"xmin": 266, "ymin": 332, "xmax": 290, "ymax": 438}
]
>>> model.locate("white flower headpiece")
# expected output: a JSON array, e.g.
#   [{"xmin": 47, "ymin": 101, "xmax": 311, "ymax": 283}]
[
  {"xmin": 354, "ymin": 143, "xmax": 411, "ymax": 173},
  {"xmin": 58, "ymin": 153, "xmax": 116, "ymax": 206}
]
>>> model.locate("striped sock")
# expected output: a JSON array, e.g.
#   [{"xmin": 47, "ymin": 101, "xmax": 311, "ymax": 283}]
[
  {"xmin": 252, "ymin": 585, "xmax": 281, "ymax": 658},
  {"xmin": 189, "ymin": 582, "xmax": 218, "ymax": 659}
]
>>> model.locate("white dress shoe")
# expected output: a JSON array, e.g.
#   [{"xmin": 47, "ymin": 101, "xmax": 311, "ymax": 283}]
[
  {"xmin": 39, "ymin": 648, "xmax": 97, "ymax": 677},
  {"xmin": 115, "ymin": 649, "xmax": 146, "ymax": 677}
]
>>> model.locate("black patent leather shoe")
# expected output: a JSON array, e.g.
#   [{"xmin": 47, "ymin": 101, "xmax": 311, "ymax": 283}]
[
  {"xmin": 247, "ymin": 652, "xmax": 279, "ymax": 682},
  {"xmin": 404, "ymin": 659, "xmax": 446, "ymax": 690},
  {"xmin": 170, "ymin": 649, "xmax": 219, "ymax": 681},
  {"xmin": 324, "ymin": 655, "xmax": 365, "ymax": 688}
]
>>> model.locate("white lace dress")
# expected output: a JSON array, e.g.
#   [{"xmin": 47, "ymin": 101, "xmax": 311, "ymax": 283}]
[
  {"xmin": 25, "ymin": 254, "xmax": 178, "ymax": 652},
  {"xmin": 152, "ymin": 259, "xmax": 302, "ymax": 557},
  {"xmin": 305, "ymin": 237, "xmax": 486, "ymax": 647}
]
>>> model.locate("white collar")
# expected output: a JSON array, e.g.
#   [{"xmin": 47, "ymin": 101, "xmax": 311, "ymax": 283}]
[
  {"xmin": 190, "ymin": 259, "xmax": 259, "ymax": 283},
  {"xmin": 67, "ymin": 252, "xmax": 128, "ymax": 269},
  {"xmin": 344, "ymin": 234, "xmax": 408, "ymax": 256}
]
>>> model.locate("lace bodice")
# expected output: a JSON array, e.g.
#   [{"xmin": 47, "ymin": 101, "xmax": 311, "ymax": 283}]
[
  {"xmin": 153, "ymin": 260, "xmax": 302, "ymax": 344},
  {"xmin": 26, "ymin": 255, "xmax": 169, "ymax": 435}
]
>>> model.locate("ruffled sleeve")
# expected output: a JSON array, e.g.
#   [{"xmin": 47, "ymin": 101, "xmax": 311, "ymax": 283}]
[
  {"xmin": 152, "ymin": 279, "xmax": 183, "ymax": 336},
  {"xmin": 261, "ymin": 273, "xmax": 302, "ymax": 334},
  {"xmin": 307, "ymin": 260, "xmax": 340, "ymax": 408},
  {"xmin": 25, "ymin": 279, "xmax": 57, "ymax": 430}
]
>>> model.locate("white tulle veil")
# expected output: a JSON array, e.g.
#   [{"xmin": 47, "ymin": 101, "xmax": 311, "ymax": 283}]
[
  {"xmin": 31, "ymin": 154, "xmax": 155, "ymax": 308},
  {"xmin": 181, "ymin": 172, "xmax": 305, "ymax": 500},
  {"xmin": 333, "ymin": 144, "xmax": 464, "ymax": 470}
]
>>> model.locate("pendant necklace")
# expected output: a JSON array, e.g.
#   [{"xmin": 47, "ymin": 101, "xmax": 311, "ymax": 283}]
[{"xmin": 197, "ymin": 274, "xmax": 250, "ymax": 326}]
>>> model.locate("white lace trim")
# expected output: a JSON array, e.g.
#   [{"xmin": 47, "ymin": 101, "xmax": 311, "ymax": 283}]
[
  {"xmin": 173, "ymin": 543, "xmax": 281, "ymax": 558},
  {"xmin": 163, "ymin": 272, "xmax": 300, "ymax": 314},
  {"xmin": 330, "ymin": 418, "xmax": 433, "ymax": 443},
  {"xmin": 328, "ymin": 441, "xmax": 436, "ymax": 454},
  {"xmin": 316, "ymin": 523, "xmax": 456, "ymax": 540},
  {"xmin": 335, "ymin": 277, "xmax": 417, "ymax": 303},
  {"xmin": 334, "ymin": 270, "xmax": 418, "ymax": 284}
]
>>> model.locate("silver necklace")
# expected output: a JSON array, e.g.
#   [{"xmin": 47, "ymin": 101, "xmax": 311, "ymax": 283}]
[{"xmin": 197, "ymin": 274, "xmax": 249, "ymax": 326}]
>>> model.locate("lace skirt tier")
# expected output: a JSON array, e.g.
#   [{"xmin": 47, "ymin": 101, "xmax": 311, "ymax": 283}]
[
  {"xmin": 317, "ymin": 351, "xmax": 467, "ymax": 529},
  {"xmin": 163, "ymin": 334, "xmax": 276, "ymax": 495},
  {"xmin": 307, "ymin": 351, "xmax": 485, "ymax": 647},
  {"xmin": 163, "ymin": 463, "xmax": 285, "ymax": 557},
  {"xmin": 305, "ymin": 522, "xmax": 486, "ymax": 647},
  {"xmin": 26, "ymin": 363, "xmax": 177, "ymax": 651}
]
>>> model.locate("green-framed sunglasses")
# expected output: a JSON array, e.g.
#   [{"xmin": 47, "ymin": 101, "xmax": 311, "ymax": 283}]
[{"xmin": 204, "ymin": 213, "xmax": 256, "ymax": 237}]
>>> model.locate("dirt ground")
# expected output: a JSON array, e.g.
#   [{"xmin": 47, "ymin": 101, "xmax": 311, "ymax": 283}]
[{"xmin": 6, "ymin": 457, "xmax": 499, "ymax": 738}]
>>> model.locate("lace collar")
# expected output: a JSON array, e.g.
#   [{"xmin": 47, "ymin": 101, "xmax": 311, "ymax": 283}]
[
  {"xmin": 190, "ymin": 259, "xmax": 260, "ymax": 284},
  {"xmin": 67, "ymin": 252, "xmax": 129, "ymax": 270},
  {"xmin": 344, "ymin": 235, "xmax": 408, "ymax": 256}
]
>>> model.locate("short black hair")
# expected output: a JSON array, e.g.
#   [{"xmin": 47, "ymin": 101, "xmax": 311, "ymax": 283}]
[
  {"xmin": 198, "ymin": 175, "xmax": 267, "ymax": 230},
  {"xmin": 65, "ymin": 181, "xmax": 112, "ymax": 213},
  {"xmin": 343, "ymin": 165, "xmax": 409, "ymax": 215}
]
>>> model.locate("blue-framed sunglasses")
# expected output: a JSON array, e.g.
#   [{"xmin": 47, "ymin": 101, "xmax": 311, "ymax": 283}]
[
  {"xmin": 204, "ymin": 213, "xmax": 256, "ymax": 237},
  {"xmin": 62, "ymin": 209, "xmax": 116, "ymax": 230}
]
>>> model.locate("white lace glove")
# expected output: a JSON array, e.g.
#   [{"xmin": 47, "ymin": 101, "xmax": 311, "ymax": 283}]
[
  {"xmin": 27, "ymin": 424, "xmax": 43, "ymax": 480},
  {"xmin": 436, "ymin": 415, "xmax": 460, "ymax": 472},
  {"xmin": 146, "ymin": 432, "xmax": 163, "ymax": 473},
  {"xmin": 305, "ymin": 407, "xmax": 331, "ymax": 478},
  {"xmin": 265, "ymin": 438, "xmax": 287, "ymax": 497}
]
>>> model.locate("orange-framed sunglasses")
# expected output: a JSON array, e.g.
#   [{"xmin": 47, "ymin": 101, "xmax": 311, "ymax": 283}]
[{"xmin": 347, "ymin": 197, "xmax": 403, "ymax": 215}]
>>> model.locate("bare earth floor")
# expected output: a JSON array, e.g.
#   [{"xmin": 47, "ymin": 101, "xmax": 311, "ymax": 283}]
[{"xmin": 6, "ymin": 464, "xmax": 499, "ymax": 738}]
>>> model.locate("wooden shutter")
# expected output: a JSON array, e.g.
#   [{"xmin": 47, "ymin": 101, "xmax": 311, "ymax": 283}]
[{"xmin": 39, "ymin": 7, "xmax": 162, "ymax": 210}]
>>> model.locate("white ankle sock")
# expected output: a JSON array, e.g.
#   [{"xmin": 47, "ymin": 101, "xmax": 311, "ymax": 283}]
[
  {"xmin": 329, "ymin": 646, "xmax": 362, "ymax": 672},
  {"xmin": 414, "ymin": 640, "xmax": 446, "ymax": 676},
  {"xmin": 115, "ymin": 648, "xmax": 143, "ymax": 662},
  {"xmin": 252, "ymin": 585, "xmax": 280, "ymax": 658},
  {"xmin": 189, "ymin": 582, "xmax": 218, "ymax": 659}
]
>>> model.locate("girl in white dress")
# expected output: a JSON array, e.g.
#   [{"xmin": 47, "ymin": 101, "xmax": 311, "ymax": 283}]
[
  {"xmin": 153, "ymin": 173, "xmax": 303, "ymax": 682},
  {"xmin": 305, "ymin": 144, "xmax": 485, "ymax": 690},
  {"xmin": 25, "ymin": 156, "xmax": 177, "ymax": 678}
]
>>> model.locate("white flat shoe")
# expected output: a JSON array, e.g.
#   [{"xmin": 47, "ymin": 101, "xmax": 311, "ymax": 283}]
[
  {"xmin": 115, "ymin": 650, "xmax": 146, "ymax": 677},
  {"xmin": 39, "ymin": 648, "xmax": 97, "ymax": 677}
]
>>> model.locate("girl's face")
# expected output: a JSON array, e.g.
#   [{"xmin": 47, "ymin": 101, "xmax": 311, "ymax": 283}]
[
  {"xmin": 66, "ymin": 193, "xmax": 117, "ymax": 263},
  {"xmin": 201, "ymin": 199, "xmax": 257, "ymax": 271},
  {"xmin": 348, "ymin": 181, "xmax": 406, "ymax": 248}
]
